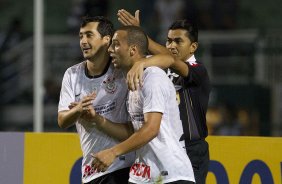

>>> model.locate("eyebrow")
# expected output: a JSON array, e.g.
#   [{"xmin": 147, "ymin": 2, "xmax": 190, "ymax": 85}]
[
  {"xmin": 167, "ymin": 37, "xmax": 182, "ymax": 41},
  {"xmin": 79, "ymin": 31, "xmax": 94, "ymax": 35}
]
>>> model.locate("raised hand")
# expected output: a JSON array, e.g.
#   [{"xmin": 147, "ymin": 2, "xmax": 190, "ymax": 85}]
[{"xmin": 117, "ymin": 9, "xmax": 140, "ymax": 26}]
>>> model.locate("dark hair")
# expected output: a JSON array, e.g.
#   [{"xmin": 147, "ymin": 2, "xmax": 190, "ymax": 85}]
[
  {"xmin": 81, "ymin": 16, "xmax": 114, "ymax": 38},
  {"xmin": 169, "ymin": 20, "xmax": 198, "ymax": 42},
  {"xmin": 117, "ymin": 26, "xmax": 148, "ymax": 55}
]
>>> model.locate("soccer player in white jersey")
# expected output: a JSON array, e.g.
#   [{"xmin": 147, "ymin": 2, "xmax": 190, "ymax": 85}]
[
  {"xmin": 57, "ymin": 16, "xmax": 136, "ymax": 184},
  {"xmin": 81, "ymin": 26, "xmax": 195, "ymax": 184}
]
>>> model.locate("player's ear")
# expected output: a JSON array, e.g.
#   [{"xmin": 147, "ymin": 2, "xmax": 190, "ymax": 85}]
[
  {"xmin": 103, "ymin": 35, "xmax": 111, "ymax": 46},
  {"xmin": 190, "ymin": 42, "xmax": 198, "ymax": 54},
  {"xmin": 129, "ymin": 45, "xmax": 137, "ymax": 56}
]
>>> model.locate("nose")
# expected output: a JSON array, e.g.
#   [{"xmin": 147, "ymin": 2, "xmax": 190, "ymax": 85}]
[
  {"xmin": 167, "ymin": 41, "xmax": 176, "ymax": 49},
  {"xmin": 80, "ymin": 35, "xmax": 87, "ymax": 45},
  {"xmin": 108, "ymin": 43, "xmax": 113, "ymax": 53}
]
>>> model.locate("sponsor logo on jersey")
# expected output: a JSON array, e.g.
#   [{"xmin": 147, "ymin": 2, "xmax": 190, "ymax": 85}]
[
  {"xmin": 94, "ymin": 101, "xmax": 116, "ymax": 115},
  {"xmin": 130, "ymin": 113, "xmax": 144, "ymax": 122},
  {"xmin": 130, "ymin": 163, "xmax": 151, "ymax": 180},
  {"xmin": 82, "ymin": 164, "xmax": 96, "ymax": 178}
]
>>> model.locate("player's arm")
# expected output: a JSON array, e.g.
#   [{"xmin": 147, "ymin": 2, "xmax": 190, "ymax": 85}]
[
  {"xmin": 127, "ymin": 54, "xmax": 174, "ymax": 90},
  {"xmin": 58, "ymin": 95, "xmax": 94, "ymax": 129},
  {"xmin": 92, "ymin": 112, "xmax": 162, "ymax": 172},
  {"xmin": 111, "ymin": 112, "xmax": 161, "ymax": 154},
  {"xmin": 80, "ymin": 105, "xmax": 134, "ymax": 142},
  {"xmin": 117, "ymin": 9, "xmax": 170, "ymax": 55},
  {"xmin": 117, "ymin": 9, "xmax": 189, "ymax": 84}
]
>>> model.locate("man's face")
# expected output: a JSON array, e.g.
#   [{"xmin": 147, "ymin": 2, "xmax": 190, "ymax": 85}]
[
  {"xmin": 79, "ymin": 22, "xmax": 106, "ymax": 60},
  {"xmin": 166, "ymin": 29, "xmax": 197, "ymax": 61},
  {"xmin": 108, "ymin": 30, "xmax": 131, "ymax": 69}
]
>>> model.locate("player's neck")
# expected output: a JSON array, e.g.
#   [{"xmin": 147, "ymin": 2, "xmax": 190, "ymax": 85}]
[
  {"xmin": 86, "ymin": 52, "xmax": 110, "ymax": 77},
  {"xmin": 124, "ymin": 55, "xmax": 145, "ymax": 74}
]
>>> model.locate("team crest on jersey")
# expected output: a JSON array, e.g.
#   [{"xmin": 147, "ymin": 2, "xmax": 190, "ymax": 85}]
[{"xmin": 102, "ymin": 75, "xmax": 117, "ymax": 94}]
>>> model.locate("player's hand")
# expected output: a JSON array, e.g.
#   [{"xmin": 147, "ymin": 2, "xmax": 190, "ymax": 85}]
[
  {"xmin": 127, "ymin": 60, "xmax": 145, "ymax": 91},
  {"xmin": 91, "ymin": 148, "xmax": 117, "ymax": 172},
  {"xmin": 68, "ymin": 102, "xmax": 78, "ymax": 110},
  {"xmin": 117, "ymin": 9, "xmax": 140, "ymax": 26},
  {"xmin": 69, "ymin": 93, "xmax": 96, "ymax": 114},
  {"xmin": 80, "ymin": 104, "xmax": 97, "ymax": 123},
  {"xmin": 79, "ymin": 93, "xmax": 97, "ymax": 121}
]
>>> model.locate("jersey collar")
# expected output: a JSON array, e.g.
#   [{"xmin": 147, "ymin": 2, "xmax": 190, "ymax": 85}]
[{"xmin": 185, "ymin": 55, "xmax": 197, "ymax": 65}]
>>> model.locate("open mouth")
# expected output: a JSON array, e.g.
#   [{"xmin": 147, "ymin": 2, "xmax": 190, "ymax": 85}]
[
  {"xmin": 82, "ymin": 47, "xmax": 91, "ymax": 52},
  {"xmin": 110, "ymin": 54, "xmax": 116, "ymax": 61},
  {"xmin": 170, "ymin": 50, "xmax": 178, "ymax": 55},
  {"xmin": 111, "ymin": 57, "xmax": 117, "ymax": 64}
]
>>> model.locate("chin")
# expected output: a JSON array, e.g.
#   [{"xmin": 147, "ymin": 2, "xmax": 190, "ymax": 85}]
[
  {"xmin": 84, "ymin": 55, "xmax": 93, "ymax": 60},
  {"xmin": 113, "ymin": 63, "xmax": 120, "ymax": 68}
]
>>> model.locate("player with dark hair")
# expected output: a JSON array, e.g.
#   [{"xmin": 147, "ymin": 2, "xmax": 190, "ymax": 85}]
[
  {"xmin": 58, "ymin": 16, "xmax": 135, "ymax": 184},
  {"xmin": 118, "ymin": 10, "xmax": 211, "ymax": 184},
  {"xmin": 81, "ymin": 25, "xmax": 195, "ymax": 183}
]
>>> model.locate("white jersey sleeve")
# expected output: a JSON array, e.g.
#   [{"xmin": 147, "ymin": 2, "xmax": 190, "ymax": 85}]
[
  {"xmin": 58, "ymin": 67, "xmax": 76, "ymax": 112},
  {"xmin": 141, "ymin": 67, "xmax": 170, "ymax": 114}
]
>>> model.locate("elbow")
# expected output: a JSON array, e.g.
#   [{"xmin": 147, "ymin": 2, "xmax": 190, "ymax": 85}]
[{"xmin": 57, "ymin": 116, "xmax": 69, "ymax": 129}]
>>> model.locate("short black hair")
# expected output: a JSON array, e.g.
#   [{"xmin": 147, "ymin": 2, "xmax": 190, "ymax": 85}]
[
  {"xmin": 169, "ymin": 20, "xmax": 198, "ymax": 42},
  {"xmin": 81, "ymin": 16, "xmax": 114, "ymax": 38},
  {"xmin": 117, "ymin": 26, "xmax": 148, "ymax": 55}
]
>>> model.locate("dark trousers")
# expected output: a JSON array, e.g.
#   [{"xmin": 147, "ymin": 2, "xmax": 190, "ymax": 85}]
[
  {"xmin": 84, "ymin": 167, "xmax": 130, "ymax": 184},
  {"xmin": 185, "ymin": 139, "xmax": 209, "ymax": 184}
]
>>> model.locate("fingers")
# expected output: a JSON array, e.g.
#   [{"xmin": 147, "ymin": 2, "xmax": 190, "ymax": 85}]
[
  {"xmin": 134, "ymin": 78, "xmax": 140, "ymax": 91},
  {"xmin": 82, "ymin": 101, "xmax": 93, "ymax": 109},
  {"xmin": 81, "ymin": 96, "xmax": 94, "ymax": 105},
  {"xmin": 126, "ymin": 61, "xmax": 144, "ymax": 91},
  {"xmin": 136, "ymin": 67, "xmax": 144, "ymax": 88},
  {"xmin": 117, "ymin": 17, "xmax": 129, "ymax": 26},
  {"xmin": 68, "ymin": 102, "xmax": 78, "ymax": 109},
  {"xmin": 89, "ymin": 92, "xmax": 97, "ymax": 98},
  {"xmin": 126, "ymin": 73, "xmax": 137, "ymax": 91},
  {"xmin": 117, "ymin": 9, "xmax": 140, "ymax": 26},
  {"xmin": 117, "ymin": 12, "xmax": 132, "ymax": 25},
  {"xmin": 135, "ymin": 10, "xmax": 140, "ymax": 23},
  {"xmin": 91, "ymin": 154, "xmax": 108, "ymax": 172}
]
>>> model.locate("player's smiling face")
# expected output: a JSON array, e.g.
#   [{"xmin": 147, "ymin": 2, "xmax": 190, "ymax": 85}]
[
  {"xmin": 166, "ymin": 29, "xmax": 197, "ymax": 61},
  {"xmin": 79, "ymin": 22, "xmax": 106, "ymax": 60}
]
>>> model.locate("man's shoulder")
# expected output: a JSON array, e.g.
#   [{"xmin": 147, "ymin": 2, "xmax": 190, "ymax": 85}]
[
  {"xmin": 65, "ymin": 61, "xmax": 84, "ymax": 74},
  {"xmin": 143, "ymin": 67, "xmax": 173, "ymax": 87},
  {"xmin": 144, "ymin": 66, "xmax": 166, "ymax": 76}
]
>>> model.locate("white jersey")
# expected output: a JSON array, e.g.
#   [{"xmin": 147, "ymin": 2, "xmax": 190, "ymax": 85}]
[
  {"xmin": 58, "ymin": 61, "xmax": 135, "ymax": 183},
  {"xmin": 127, "ymin": 67, "xmax": 195, "ymax": 183}
]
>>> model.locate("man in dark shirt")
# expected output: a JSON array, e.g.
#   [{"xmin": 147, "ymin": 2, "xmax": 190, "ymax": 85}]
[{"xmin": 118, "ymin": 10, "xmax": 211, "ymax": 184}]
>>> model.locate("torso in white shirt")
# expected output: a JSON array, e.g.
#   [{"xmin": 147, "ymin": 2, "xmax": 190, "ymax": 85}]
[
  {"xmin": 127, "ymin": 66, "xmax": 195, "ymax": 184},
  {"xmin": 58, "ymin": 61, "xmax": 135, "ymax": 183}
]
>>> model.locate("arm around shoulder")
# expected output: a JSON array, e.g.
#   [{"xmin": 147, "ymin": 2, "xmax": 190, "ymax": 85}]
[{"xmin": 170, "ymin": 58, "xmax": 190, "ymax": 77}]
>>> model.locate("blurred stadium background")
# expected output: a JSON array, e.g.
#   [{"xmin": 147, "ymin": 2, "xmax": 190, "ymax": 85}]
[{"xmin": 0, "ymin": 0, "xmax": 282, "ymax": 137}]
